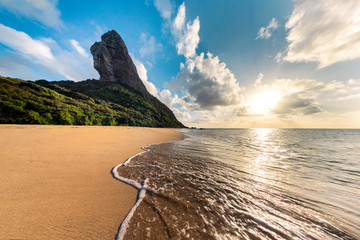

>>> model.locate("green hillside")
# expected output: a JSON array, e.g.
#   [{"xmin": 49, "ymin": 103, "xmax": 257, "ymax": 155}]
[{"xmin": 0, "ymin": 76, "xmax": 184, "ymax": 128}]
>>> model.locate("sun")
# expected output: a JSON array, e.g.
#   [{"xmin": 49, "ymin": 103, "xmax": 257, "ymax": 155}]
[{"xmin": 249, "ymin": 91, "xmax": 281, "ymax": 114}]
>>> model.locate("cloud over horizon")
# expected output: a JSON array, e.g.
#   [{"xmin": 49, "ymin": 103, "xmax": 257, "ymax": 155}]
[{"xmin": 269, "ymin": 79, "xmax": 324, "ymax": 116}]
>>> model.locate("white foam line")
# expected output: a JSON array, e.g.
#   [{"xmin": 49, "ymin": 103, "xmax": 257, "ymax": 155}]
[
  {"xmin": 121, "ymin": 144, "xmax": 152, "ymax": 167},
  {"xmin": 111, "ymin": 145, "xmax": 152, "ymax": 240},
  {"xmin": 111, "ymin": 145, "xmax": 152, "ymax": 189},
  {"xmin": 112, "ymin": 137, "xmax": 182, "ymax": 239},
  {"xmin": 111, "ymin": 168, "xmax": 142, "ymax": 189},
  {"xmin": 116, "ymin": 179, "xmax": 148, "ymax": 240}
]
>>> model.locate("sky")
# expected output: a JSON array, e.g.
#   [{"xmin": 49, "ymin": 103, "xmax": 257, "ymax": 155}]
[{"xmin": 0, "ymin": 0, "xmax": 360, "ymax": 128}]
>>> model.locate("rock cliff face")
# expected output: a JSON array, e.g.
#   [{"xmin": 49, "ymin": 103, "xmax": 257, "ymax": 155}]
[{"xmin": 90, "ymin": 30, "xmax": 150, "ymax": 97}]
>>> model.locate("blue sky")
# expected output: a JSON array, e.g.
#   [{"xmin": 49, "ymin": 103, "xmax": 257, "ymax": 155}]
[{"xmin": 1, "ymin": 0, "xmax": 360, "ymax": 128}]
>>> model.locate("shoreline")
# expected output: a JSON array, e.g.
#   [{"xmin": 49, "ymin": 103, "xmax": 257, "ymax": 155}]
[
  {"xmin": 112, "ymin": 140, "xmax": 182, "ymax": 240},
  {"xmin": 0, "ymin": 125, "xmax": 182, "ymax": 240}
]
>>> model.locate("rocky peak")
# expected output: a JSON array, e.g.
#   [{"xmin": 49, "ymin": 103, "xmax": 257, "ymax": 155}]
[{"xmin": 90, "ymin": 30, "xmax": 150, "ymax": 97}]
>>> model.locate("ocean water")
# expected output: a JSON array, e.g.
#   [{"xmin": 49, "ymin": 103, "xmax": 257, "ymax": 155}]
[{"xmin": 116, "ymin": 129, "xmax": 360, "ymax": 239}]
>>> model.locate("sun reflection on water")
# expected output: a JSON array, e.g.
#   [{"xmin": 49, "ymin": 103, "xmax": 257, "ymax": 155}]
[
  {"xmin": 177, "ymin": 128, "xmax": 360, "ymax": 238},
  {"xmin": 249, "ymin": 128, "xmax": 285, "ymax": 184},
  {"xmin": 255, "ymin": 128, "xmax": 273, "ymax": 141}
]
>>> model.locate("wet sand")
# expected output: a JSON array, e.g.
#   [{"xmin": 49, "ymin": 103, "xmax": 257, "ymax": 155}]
[{"xmin": 0, "ymin": 125, "xmax": 182, "ymax": 240}]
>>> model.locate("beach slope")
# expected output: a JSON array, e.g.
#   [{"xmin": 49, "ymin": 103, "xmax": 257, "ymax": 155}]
[{"xmin": 0, "ymin": 125, "xmax": 182, "ymax": 239}]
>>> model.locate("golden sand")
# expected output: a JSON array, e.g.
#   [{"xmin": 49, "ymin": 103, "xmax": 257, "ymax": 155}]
[{"xmin": 0, "ymin": 125, "xmax": 182, "ymax": 239}]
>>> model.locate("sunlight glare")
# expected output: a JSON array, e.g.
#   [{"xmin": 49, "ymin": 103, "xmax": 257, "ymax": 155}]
[{"xmin": 249, "ymin": 91, "xmax": 281, "ymax": 114}]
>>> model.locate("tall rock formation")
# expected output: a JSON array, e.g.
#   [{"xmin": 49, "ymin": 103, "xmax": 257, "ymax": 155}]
[{"xmin": 90, "ymin": 30, "xmax": 150, "ymax": 97}]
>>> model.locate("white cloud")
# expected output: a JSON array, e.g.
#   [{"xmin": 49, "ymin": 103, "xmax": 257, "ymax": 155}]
[
  {"xmin": 172, "ymin": 3, "xmax": 200, "ymax": 58},
  {"xmin": 172, "ymin": 2, "xmax": 186, "ymax": 33},
  {"xmin": 348, "ymin": 79, "xmax": 360, "ymax": 86},
  {"xmin": 153, "ymin": 0, "xmax": 172, "ymax": 20},
  {"xmin": 0, "ymin": 0, "xmax": 64, "ymax": 29},
  {"xmin": 0, "ymin": 24, "xmax": 98, "ymax": 80},
  {"xmin": 168, "ymin": 3, "xmax": 243, "ymax": 111},
  {"xmin": 192, "ymin": 77, "xmax": 360, "ymax": 128},
  {"xmin": 132, "ymin": 57, "xmax": 159, "ymax": 97},
  {"xmin": 254, "ymin": 73, "xmax": 263, "ymax": 87},
  {"xmin": 171, "ymin": 107, "xmax": 191, "ymax": 122},
  {"xmin": 159, "ymin": 89, "xmax": 191, "ymax": 123},
  {"xmin": 153, "ymin": 2, "xmax": 360, "ymax": 127},
  {"xmin": 176, "ymin": 52, "xmax": 244, "ymax": 110},
  {"xmin": 70, "ymin": 39, "xmax": 89, "ymax": 58},
  {"xmin": 246, "ymin": 78, "xmax": 325, "ymax": 116},
  {"xmin": 284, "ymin": 0, "xmax": 360, "ymax": 68},
  {"xmin": 151, "ymin": 1, "xmax": 246, "ymax": 126},
  {"xmin": 256, "ymin": 18, "xmax": 278, "ymax": 40},
  {"xmin": 0, "ymin": 24, "xmax": 53, "ymax": 61},
  {"xmin": 273, "ymin": 93, "xmax": 322, "ymax": 116},
  {"xmin": 321, "ymin": 79, "xmax": 360, "ymax": 103},
  {"xmin": 139, "ymin": 33, "xmax": 160, "ymax": 59},
  {"xmin": 336, "ymin": 93, "xmax": 360, "ymax": 101},
  {"xmin": 132, "ymin": 57, "xmax": 148, "ymax": 82},
  {"xmin": 274, "ymin": 52, "xmax": 283, "ymax": 63},
  {"xmin": 160, "ymin": 89, "xmax": 178, "ymax": 107},
  {"xmin": 250, "ymin": 77, "xmax": 360, "ymax": 117},
  {"xmin": 267, "ymin": 78, "xmax": 323, "ymax": 96}
]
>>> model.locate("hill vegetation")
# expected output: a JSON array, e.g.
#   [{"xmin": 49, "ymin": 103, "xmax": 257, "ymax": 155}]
[{"xmin": 0, "ymin": 76, "xmax": 184, "ymax": 128}]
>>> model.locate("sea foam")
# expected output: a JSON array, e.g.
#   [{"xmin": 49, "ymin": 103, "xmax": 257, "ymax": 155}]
[{"xmin": 111, "ymin": 145, "xmax": 152, "ymax": 240}]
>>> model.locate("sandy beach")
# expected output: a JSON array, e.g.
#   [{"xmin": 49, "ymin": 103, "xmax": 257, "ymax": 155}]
[{"xmin": 0, "ymin": 125, "xmax": 182, "ymax": 239}]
